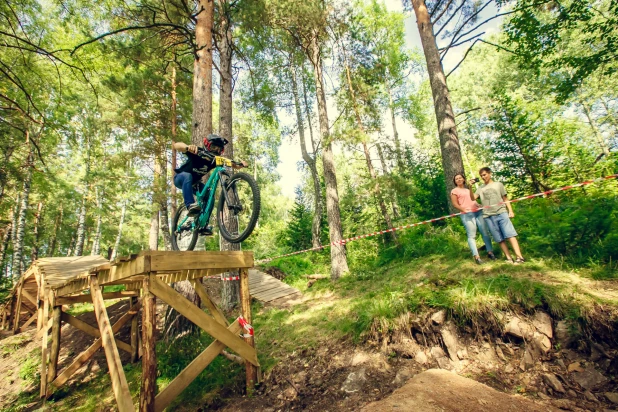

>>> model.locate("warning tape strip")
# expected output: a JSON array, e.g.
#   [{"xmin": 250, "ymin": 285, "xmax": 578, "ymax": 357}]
[
  {"xmin": 238, "ymin": 315, "xmax": 254, "ymax": 338},
  {"xmin": 256, "ymin": 173, "xmax": 618, "ymax": 264}
]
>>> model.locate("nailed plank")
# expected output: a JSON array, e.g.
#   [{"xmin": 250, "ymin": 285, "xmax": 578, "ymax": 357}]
[
  {"xmin": 21, "ymin": 289, "xmax": 38, "ymax": 307},
  {"xmin": 140, "ymin": 276, "xmax": 156, "ymax": 412},
  {"xmin": 36, "ymin": 316, "xmax": 53, "ymax": 339},
  {"xmin": 61, "ymin": 312, "xmax": 133, "ymax": 354},
  {"xmin": 39, "ymin": 289, "xmax": 49, "ymax": 398},
  {"xmin": 190, "ymin": 278, "xmax": 228, "ymax": 327},
  {"xmin": 154, "ymin": 321, "xmax": 242, "ymax": 412},
  {"xmin": 250, "ymin": 283, "xmax": 292, "ymax": 294},
  {"xmin": 261, "ymin": 290, "xmax": 301, "ymax": 302},
  {"xmin": 255, "ymin": 286, "xmax": 298, "ymax": 298},
  {"xmin": 149, "ymin": 276, "xmax": 259, "ymax": 367},
  {"xmin": 89, "ymin": 276, "xmax": 135, "ymax": 412},
  {"xmin": 56, "ymin": 291, "xmax": 139, "ymax": 305},
  {"xmin": 16, "ymin": 311, "xmax": 38, "ymax": 332},
  {"xmin": 148, "ymin": 251, "xmax": 253, "ymax": 272},
  {"xmin": 47, "ymin": 307, "xmax": 62, "ymax": 383}
]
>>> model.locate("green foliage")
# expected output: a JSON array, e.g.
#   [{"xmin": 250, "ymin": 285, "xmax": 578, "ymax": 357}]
[{"xmin": 279, "ymin": 188, "xmax": 313, "ymax": 251}]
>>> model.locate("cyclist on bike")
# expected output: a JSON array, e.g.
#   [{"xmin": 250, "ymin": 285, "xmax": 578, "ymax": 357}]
[{"xmin": 172, "ymin": 134, "xmax": 247, "ymax": 218}]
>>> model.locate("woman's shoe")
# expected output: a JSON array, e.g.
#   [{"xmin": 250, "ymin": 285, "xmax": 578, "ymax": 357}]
[
  {"xmin": 487, "ymin": 252, "xmax": 497, "ymax": 260},
  {"xmin": 475, "ymin": 257, "xmax": 484, "ymax": 265},
  {"xmin": 514, "ymin": 257, "xmax": 526, "ymax": 264},
  {"xmin": 505, "ymin": 258, "xmax": 514, "ymax": 264}
]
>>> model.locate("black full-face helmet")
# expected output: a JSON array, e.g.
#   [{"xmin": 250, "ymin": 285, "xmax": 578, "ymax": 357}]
[{"xmin": 204, "ymin": 134, "xmax": 229, "ymax": 154}]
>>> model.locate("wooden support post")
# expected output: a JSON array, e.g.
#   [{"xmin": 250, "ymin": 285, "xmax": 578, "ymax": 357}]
[
  {"xmin": 130, "ymin": 296, "xmax": 139, "ymax": 363},
  {"xmin": 90, "ymin": 276, "xmax": 135, "ymax": 412},
  {"xmin": 140, "ymin": 275, "xmax": 157, "ymax": 412},
  {"xmin": 0, "ymin": 303, "xmax": 6, "ymax": 329},
  {"xmin": 13, "ymin": 280, "xmax": 24, "ymax": 334},
  {"xmin": 239, "ymin": 268, "xmax": 258, "ymax": 394},
  {"xmin": 47, "ymin": 305, "xmax": 62, "ymax": 384},
  {"xmin": 40, "ymin": 288, "xmax": 49, "ymax": 398}
]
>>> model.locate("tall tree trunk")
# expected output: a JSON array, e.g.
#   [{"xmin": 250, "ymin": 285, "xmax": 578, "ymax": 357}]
[
  {"xmin": 377, "ymin": 143, "xmax": 400, "ymax": 219},
  {"xmin": 48, "ymin": 207, "xmax": 62, "ymax": 257},
  {"xmin": 291, "ymin": 61, "xmax": 322, "ymax": 248},
  {"xmin": 192, "ymin": 0, "xmax": 215, "ymax": 145},
  {"xmin": 111, "ymin": 200, "xmax": 126, "ymax": 260},
  {"xmin": 411, "ymin": 0, "xmax": 465, "ymax": 209},
  {"xmin": 580, "ymin": 100, "xmax": 610, "ymax": 157},
  {"xmin": 301, "ymin": 65, "xmax": 317, "ymax": 155},
  {"xmin": 0, "ymin": 146, "xmax": 15, "ymax": 204},
  {"xmin": 31, "ymin": 202, "xmax": 43, "ymax": 262},
  {"xmin": 11, "ymin": 193, "xmax": 20, "ymax": 247},
  {"xmin": 0, "ymin": 222, "xmax": 12, "ymax": 278},
  {"xmin": 171, "ymin": 66, "xmax": 178, "ymax": 218},
  {"xmin": 308, "ymin": 34, "xmax": 349, "ymax": 280},
  {"xmin": 218, "ymin": 0, "xmax": 240, "ymax": 311},
  {"xmin": 12, "ymin": 150, "xmax": 33, "ymax": 280},
  {"xmin": 386, "ymin": 85, "xmax": 403, "ymax": 170},
  {"xmin": 157, "ymin": 142, "xmax": 172, "ymax": 250},
  {"xmin": 66, "ymin": 233, "xmax": 75, "ymax": 257},
  {"xmin": 75, "ymin": 140, "xmax": 91, "ymax": 256},
  {"xmin": 342, "ymin": 55, "xmax": 398, "ymax": 244},
  {"xmin": 92, "ymin": 187, "xmax": 103, "ymax": 256}
]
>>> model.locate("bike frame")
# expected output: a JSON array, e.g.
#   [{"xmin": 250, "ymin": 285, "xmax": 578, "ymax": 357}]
[{"xmin": 176, "ymin": 156, "xmax": 237, "ymax": 232}]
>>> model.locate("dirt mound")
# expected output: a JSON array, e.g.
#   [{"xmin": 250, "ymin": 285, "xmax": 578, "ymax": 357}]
[
  {"xmin": 361, "ymin": 369, "xmax": 555, "ymax": 411},
  {"xmin": 261, "ymin": 266, "xmax": 287, "ymax": 281}
]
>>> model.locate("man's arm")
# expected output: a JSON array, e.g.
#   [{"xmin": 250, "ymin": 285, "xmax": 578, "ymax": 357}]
[
  {"xmin": 172, "ymin": 141, "xmax": 198, "ymax": 154},
  {"xmin": 503, "ymin": 195, "xmax": 515, "ymax": 218},
  {"xmin": 469, "ymin": 184, "xmax": 480, "ymax": 201}
]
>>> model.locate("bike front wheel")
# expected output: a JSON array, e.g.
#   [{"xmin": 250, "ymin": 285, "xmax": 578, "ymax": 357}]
[
  {"xmin": 216, "ymin": 172, "xmax": 261, "ymax": 243},
  {"xmin": 171, "ymin": 204, "xmax": 199, "ymax": 251}
]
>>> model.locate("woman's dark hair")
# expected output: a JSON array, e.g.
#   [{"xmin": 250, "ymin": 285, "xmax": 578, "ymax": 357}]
[{"xmin": 452, "ymin": 173, "xmax": 466, "ymax": 185}]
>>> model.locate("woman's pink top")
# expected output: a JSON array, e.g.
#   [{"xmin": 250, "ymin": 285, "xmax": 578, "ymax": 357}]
[{"xmin": 450, "ymin": 187, "xmax": 479, "ymax": 211}]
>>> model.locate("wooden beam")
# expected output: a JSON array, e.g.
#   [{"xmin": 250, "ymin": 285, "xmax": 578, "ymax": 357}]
[
  {"xmin": 239, "ymin": 268, "xmax": 258, "ymax": 393},
  {"xmin": 154, "ymin": 320, "xmax": 242, "ymax": 412},
  {"xmin": 49, "ymin": 305, "xmax": 138, "ymax": 394},
  {"xmin": 56, "ymin": 291, "xmax": 139, "ymax": 306},
  {"xmin": 13, "ymin": 279, "xmax": 24, "ymax": 333},
  {"xmin": 148, "ymin": 251, "xmax": 253, "ymax": 272},
  {"xmin": 16, "ymin": 311, "xmax": 38, "ymax": 333},
  {"xmin": 47, "ymin": 306, "xmax": 62, "ymax": 383},
  {"xmin": 21, "ymin": 289, "xmax": 37, "ymax": 307},
  {"xmin": 140, "ymin": 275, "xmax": 157, "ymax": 412},
  {"xmin": 40, "ymin": 288, "xmax": 49, "ymax": 398},
  {"xmin": 130, "ymin": 297, "xmax": 139, "ymax": 363},
  {"xmin": 61, "ymin": 312, "xmax": 133, "ymax": 354},
  {"xmin": 190, "ymin": 278, "xmax": 229, "ymax": 327},
  {"xmin": 89, "ymin": 276, "xmax": 135, "ymax": 412},
  {"xmin": 149, "ymin": 275, "xmax": 259, "ymax": 367},
  {"xmin": 35, "ymin": 316, "xmax": 53, "ymax": 339}
]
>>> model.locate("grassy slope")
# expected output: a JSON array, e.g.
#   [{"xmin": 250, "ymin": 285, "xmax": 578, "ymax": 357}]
[{"xmin": 3, "ymin": 251, "xmax": 618, "ymax": 411}]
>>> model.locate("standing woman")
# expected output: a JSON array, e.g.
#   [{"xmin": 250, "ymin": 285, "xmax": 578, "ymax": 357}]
[{"xmin": 451, "ymin": 174, "xmax": 496, "ymax": 264}]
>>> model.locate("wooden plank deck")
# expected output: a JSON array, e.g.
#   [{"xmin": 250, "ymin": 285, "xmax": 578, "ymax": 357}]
[{"xmin": 248, "ymin": 269, "xmax": 301, "ymax": 303}]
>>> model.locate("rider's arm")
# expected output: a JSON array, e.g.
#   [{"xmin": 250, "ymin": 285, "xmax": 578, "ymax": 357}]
[{"xmin": 172, "ymin": 141, "xmax": 195, "ymax": 153}]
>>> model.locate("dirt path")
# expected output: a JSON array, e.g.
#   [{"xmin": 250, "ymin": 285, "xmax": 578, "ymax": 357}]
[{"xmin": 361, "ymin": 369, "xmax": 556, "ymax": 411}]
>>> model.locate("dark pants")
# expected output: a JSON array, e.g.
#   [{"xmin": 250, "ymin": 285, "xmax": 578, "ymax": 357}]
[{"xmin": 173, "ymin": 172, "xmax": 195, "ymax": 208}]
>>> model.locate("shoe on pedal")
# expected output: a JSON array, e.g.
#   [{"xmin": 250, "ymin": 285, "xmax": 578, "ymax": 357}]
[
  {"xmin": 187, "ymin": 203, "xmax": 201, "ymax": 216},
  {"xmin": 198, "ymin": 225, "xmax": 214, "ymax": 236}
]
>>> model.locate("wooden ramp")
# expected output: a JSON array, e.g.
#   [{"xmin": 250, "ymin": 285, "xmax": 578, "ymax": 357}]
[{"xmin": 249, "ymin": 269, "xmax": 301, "ymax": 303}]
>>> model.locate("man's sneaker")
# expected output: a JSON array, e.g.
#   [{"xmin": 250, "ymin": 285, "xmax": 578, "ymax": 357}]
[
  {"xmin": 487, "ymin": 252, "xmax": 497, "ymax": 260},
  {"xmin": 187, "ymin": 203, "xmax": 201, "ymax": 216},
  {"xmin": 514, "ymin": 257, "xmax": 526, "ymax": 265},
  {"xmin": 198, "ymin": 225, "xmax": 214, "ymax": 236}
]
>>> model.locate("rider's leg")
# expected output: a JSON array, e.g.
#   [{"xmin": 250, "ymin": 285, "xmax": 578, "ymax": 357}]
[{"xmin": 173, "ymin": 172, "xmax": 195, "ymax": 208}]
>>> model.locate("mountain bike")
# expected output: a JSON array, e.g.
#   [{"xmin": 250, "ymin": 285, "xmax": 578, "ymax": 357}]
[{"xmin": 171, "ymin": 156, "xmax": 261, "ymax": 251}]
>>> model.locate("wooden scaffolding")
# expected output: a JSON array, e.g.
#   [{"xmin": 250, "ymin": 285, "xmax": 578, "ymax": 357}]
[{"xmin": 0, "ymin": 251, "xmax": 259, "ymax": 412}]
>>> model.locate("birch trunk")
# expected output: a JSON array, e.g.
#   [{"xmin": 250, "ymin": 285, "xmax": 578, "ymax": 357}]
[
  {"xmin": 171, "ymin": 66, "xmax": 178, "ymax": 218},
  {"xmin": 301, "ymin": 66, "xmax": 317, "ymax": 155},
  {"xmin": 11, "ymin": 193, "xmax": 19, "ymax": 246},
  {"xmin": 12, "ymin": 151, "xmax": 33, "ymax": 280},
  {"xmin": 192, "ymin": 0, "xmax": 214, "ymax": 145},
  {"xmin": 309, "ymin": 34, "xmax": 349, "ymax": 280},
  {"xmin": 0, "ymin": 222, "xmax": 11, "ymax": 276},
  {"xmin": 218, "ymin": 0, "xmax": 240, "ymax": 310},
  {"xmin": 111, "ymin": 200, "xmax": 126, "ymax": 260},
  {"xmin": 411, "ymin": 0, "xmax": 465, "ymax": 209},
  {"xmin": 31, "ymin": 202, "xmax": 43, "ymax": 262},
  {"xmin": 47, "ymin": 207, "xmax": 62, "ymax": 257},
  {"xmin": 291, "ymin": 62, "xmax": 322, "ymax": 248},
  {"xmin": 580, "ymin": 100, "xmax": 610, "ymax": 157},
  {"xmin": 74, "ymin": 191, "xmax": 88, "ymax": 256},
  {"xmin": 92, "ymin": 187, "xmax": 103, "ymax": 255},
  {"xmin": 387, "ymin": 85, "xmax": 403, "ymax": 170}
]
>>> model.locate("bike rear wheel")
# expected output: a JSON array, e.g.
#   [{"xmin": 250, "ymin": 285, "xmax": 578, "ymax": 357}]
[
  {"xmin": 171, "ymin": 204, "xmax": 199, "ymax": 251},
  {"xmin": 216, "ymin": 172, "xmax": 261, "ymax": 243}
]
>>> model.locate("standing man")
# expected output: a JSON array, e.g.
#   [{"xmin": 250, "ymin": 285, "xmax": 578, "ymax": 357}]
[{"xmin": 470, "ymin": 167, "xmax": 525, "ymax": 264}]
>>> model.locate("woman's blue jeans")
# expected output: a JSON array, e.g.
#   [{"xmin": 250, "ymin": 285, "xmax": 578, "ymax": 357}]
[{"xmin": 459, "ymin": 210, "xmax": 493, "ymax": 257}]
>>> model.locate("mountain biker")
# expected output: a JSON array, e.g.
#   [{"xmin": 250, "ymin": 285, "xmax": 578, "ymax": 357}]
[{"xmin": 172, "ymin": 134, "xmax": 247, "ymax": 219}]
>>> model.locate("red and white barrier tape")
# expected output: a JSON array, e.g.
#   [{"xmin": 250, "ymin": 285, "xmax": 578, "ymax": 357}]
[
  {"xmin": 238, "ymin": 315, "xmax": 254, "ymax": 338},
  {"xmin": 256, "ymin": 173, "xmax": 618, "ymax": 264}
]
